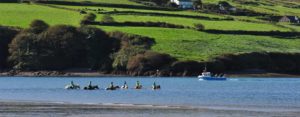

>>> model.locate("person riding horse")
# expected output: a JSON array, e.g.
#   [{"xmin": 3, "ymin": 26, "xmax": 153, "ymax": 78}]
[
  {"xmin": 106, "ymin": 82, "xmax": 119, "ymax": 90},
  {"xmin": 121, "ymin": 81, "xmax": 128, "ymax": 89},
  {"xmin": 109, "ymin": 82, "xmax": 114, "ymax": 89},
  {"xmin": 84, "ymin": 81, "xmax": 99, "ymax": 90},
  {"xmin": 65, "ymin": 81, "xmax": 80, "ymax": 89},
  {"xmin": 152, "ymin": 82, "xmax": 161, "ymax": 90},
  {"xmin": 135, "ymin": 81, "xmax": 142, "ymax": 89}
]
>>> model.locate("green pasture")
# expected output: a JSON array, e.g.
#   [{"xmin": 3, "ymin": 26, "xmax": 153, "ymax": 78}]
[
  {"xmin": 55, "ymin": 5, "xmax": 293, "ymax": 31},
  {"xmin": 100, "ymin": 26, "xmax": 300, "ymax": 61},
  {"xmin": 0, "ymin": 3, "xmax": 82, "ymax": 27},
  {"xmin": 66, "ymin": 0, "xmax": 141, "ymax": 5}
]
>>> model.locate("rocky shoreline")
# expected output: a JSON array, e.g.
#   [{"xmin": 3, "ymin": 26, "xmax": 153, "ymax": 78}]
[{"xmin": 1, "ymin": 70, "xmax": 300, "ymax": 77}]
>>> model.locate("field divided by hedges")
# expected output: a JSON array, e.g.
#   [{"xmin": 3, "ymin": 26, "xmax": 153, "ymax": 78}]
[
  {"xmin": 99, "ymin": 26, "xmax": 300, "ymax": 61},
  {"xmin": 0, "ymin": 1, "xmax": 300, "ymax": 62}
]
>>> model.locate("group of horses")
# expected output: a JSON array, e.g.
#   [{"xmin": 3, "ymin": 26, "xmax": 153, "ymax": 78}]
[{"xmin": 65, "ymin": 81, "xmax": 161, "ymax": 90}]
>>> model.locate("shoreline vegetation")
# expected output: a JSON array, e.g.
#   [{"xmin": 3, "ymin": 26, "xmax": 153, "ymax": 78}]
[
  {"xmin": 1, "ymin": 1, "xmax": 300, "ymax": 77},
  {"xmin": 1, "ymin": 70, "xmax": 300, "ymax": 78},
  {"xmin": 1, "ymin": 22, "xmax": 300, "ymax": 77}
]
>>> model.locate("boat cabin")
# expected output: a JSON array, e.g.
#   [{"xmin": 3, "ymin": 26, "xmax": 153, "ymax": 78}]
[{"xmin": 201, "ymin": 72, "xmax": 211, "ymax": 77}]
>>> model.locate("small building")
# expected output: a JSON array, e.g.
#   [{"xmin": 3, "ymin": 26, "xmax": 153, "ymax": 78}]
[
  {"xmin": 279, "ymin": 16, "xmax": 299, "ymax": 23},
  {"xmin": 170, "ymin": 0, "xmax": 193, "ymax": 9}
]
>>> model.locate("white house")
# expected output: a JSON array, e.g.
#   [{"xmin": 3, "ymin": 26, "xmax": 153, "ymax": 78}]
[{"xmin": 170, "ymin": 0, "xmax": 193, "ymax": 9}]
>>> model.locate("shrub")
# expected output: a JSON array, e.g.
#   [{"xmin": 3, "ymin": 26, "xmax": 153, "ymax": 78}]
[
  {"xmin": 127, "ymin": 51, "xmax": 175, "ymax": 72},
  {"xmin": 38, "ymin": 25, "xmax": 87, "ymax": 69},
  {"xmin": 80, "ymin": 13, "xmax": 96, "ymax": 25},
  {"xmin": 9, "ymin": 24, "xmax": 87, "ymax": 70},
  {"xmin": 194, "ymin": 23, "xmax": 205, "ymax": 31},
  {"xmin": 83, "ymin": 13, "xmax": 96, "ymax": 21},
  {"xmin": 214, "ymin": 52, "xmax": 300, "ymax": 73},
  {"xmin": 78, "ymin": 26, "xmax": 117, "ymax": 70},
  {"xmin": 109, "ymin": 31, "xmax": 155, "ymax": 70},
  {"xmin": 101, "ymin": 14, "xmax": 115, "ymax": 23},
  {"xmin": 0, "ymin": 26, "xmax": 20, "ymax": 70},
  {"xmin": 8, "ymin": 32, "xmax": 40, "ymax": 70},
  {"xmin": 28, "ymin": 19, "xmax": 49, "ymax": 34}
]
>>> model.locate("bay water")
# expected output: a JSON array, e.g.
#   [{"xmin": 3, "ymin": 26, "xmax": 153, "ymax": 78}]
[{"xmin": 0, "ymin": 77, "xmax": 299, "ymax": 110}]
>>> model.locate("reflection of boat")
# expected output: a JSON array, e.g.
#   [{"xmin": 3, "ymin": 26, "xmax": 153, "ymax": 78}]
[{"xmin": 198, "ymin": 67, "xmax": 227, "ymax": 81}]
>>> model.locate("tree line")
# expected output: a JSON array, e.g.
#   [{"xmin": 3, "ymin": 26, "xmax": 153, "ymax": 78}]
[
  {"xmin": 0, "ymin": 20, "xmax": 160, "ymax": 72},
  {"xmin": 1, "ymin": 20, "xmax": 300, "ymax": 76}
]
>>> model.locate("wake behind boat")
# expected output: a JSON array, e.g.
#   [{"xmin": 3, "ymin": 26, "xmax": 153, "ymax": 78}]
[{"xmin": 198, "ymin": 67, "xmax": 227, "ymax": 81}]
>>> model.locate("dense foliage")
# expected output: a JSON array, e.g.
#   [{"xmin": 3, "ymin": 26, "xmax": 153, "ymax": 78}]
[
  {"xmin": 0, "ymin": 26, "xmax": 20, "ymax": 70},
  {"xmin": 109, "ymin": 31, "xmax": 155, "ymax": 70},
  {"xmin": 8, "ymin": 20, "xmax": 116, "ymax": 70},
  {"xmin": 2, "ymin": 20, "xmax": 300, "ymax": 75},
  {"xmin": 127, "ymin": 51, "xmax": 175, "ymax": 72}
]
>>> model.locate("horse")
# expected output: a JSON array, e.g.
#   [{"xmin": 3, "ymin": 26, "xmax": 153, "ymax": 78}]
[
  {"xmin": 65, "ymin": 84, "xmax": 80, "ymax": 89},
  {"xmin": 152, "ymin": 85, "xmax": 161, "ymax": 90},
  {"xmin": 106, "ymin": 86, "xmax": 120, "ymax": 90},
  {"xmin": 121, "ymin": 85, "xmax": 128, "ymax": 89},
  {"xmin": 135, "ymin": 85, "xmax": 142, "ymax": 89},
  {"xmin": 83, "ymin": 81, "xmax": 99, "ymax": 90},
  {"xmin": 84, "ymin": 85, "xmax": 99, "ymax": 90},
  {"xmin": 65, "ymin": 81, "xmax": 80, "ymax": 89}
]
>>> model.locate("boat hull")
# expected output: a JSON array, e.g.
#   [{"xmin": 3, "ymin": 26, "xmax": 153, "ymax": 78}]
[{"xmin": 198, "ymin": 77, "xmax": 227, "ymax": 81}]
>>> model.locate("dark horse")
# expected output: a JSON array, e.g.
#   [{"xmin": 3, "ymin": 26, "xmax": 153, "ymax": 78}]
[
  {"xmin": 152, "ymin": 85, "xmax": 161, "ymax": 90},
  {"xmin": 106, "ymin": 86, "xmax": 120, "ymax": 90},
  {"xmin": 84, "ymin": 81, "xmax": 99, "ymax": 90},
  {"xmin": 152, "ymin": 82, "xmax": 161, "ymax": 90},
  {"xmin": 135, "ymin": 85, "xmax": 142, "ymax": 89}
]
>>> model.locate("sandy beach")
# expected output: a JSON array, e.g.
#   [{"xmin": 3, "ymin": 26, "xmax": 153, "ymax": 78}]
[{"xmin": 0, "ymin": 101, "xmax": 299, "ymax": 117}]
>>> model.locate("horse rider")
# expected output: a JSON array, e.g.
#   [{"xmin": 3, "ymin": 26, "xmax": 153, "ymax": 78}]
[
  {"xmin": 109, "ymin": 82, "xmax": 114, "ymax": 89},
  {"xmin": 136, "ymin": 81, "xmax": 140, "ymax": 87},
  {"xmin": 123, "ymin": 81, "xmax": 128, "ymax": 88},
  {"xmin": 153, "ymin": 82, "xmax": 156, "ymax": 88}
]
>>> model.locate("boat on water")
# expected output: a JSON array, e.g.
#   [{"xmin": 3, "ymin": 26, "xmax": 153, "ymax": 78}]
[{"xmin": 198, "ymin": 68, "xmax": 227, "ymax": 81}]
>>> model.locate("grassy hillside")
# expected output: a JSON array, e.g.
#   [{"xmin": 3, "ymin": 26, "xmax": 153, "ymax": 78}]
[
  {"xmin": 0, "ymin": 3, "xmax": 82, "ymax": 27},
  {"xmin": 67, "ymin": 0, "xmax": 141, "ymax": 5},
  {"xmin": 0, "ymin": 0, "xmax": 300, "ymax": 61},
  {"xmin": 100, "ymin": 26, "xmax": 300, "ymax": 60}
]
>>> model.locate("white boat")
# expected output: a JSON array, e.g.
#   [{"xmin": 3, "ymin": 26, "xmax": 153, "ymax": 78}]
[{"xmin": 198, "ymin": 68, "xmax": 227, "ymax": 81}]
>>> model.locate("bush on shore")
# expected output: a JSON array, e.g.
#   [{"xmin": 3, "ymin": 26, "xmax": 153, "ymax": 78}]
[
  {"xmin": 8, "ymin": 20, "xmax": 116, "ymax": 70},
  {"xmin": 0, "ymin": 26, "xmax": 20, "ymax": 70},
  {"xmin": 127, "ymin": 51, "xmax": 176, "ymax": 72},
  {"xmin": 109, "ymin": 31, "xmax": 155, "ymax": 71},
  {"xmin": 2, "ymin": 20, "xmax": 300, "ymax": 75}
]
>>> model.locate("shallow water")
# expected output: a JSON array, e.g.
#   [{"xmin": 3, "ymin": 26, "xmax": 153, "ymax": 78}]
[{"xmin": 0, "ymin": 77, "xmax": 300, "ymax": 109}]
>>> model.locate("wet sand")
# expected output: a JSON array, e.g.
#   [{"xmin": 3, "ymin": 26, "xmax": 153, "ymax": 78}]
[{"xmin": 0, "ymin": 101, "xmax": 299, "ymax": 117}]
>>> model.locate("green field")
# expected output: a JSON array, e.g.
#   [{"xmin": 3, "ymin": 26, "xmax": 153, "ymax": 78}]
[
  {"xmin": 67, "ymin": 0, "xmax": 141, "ymax": 5},
  {"xmin": 0, "ymin": 3, "xmax": 82, "ymax": 27},
  {"xmin": 0, "ymin": 0, "xmax": 300, "ymax": 61},
  {"xmin": 100, "ymin": 26, "xmax": 300, "ymax": 60}
]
